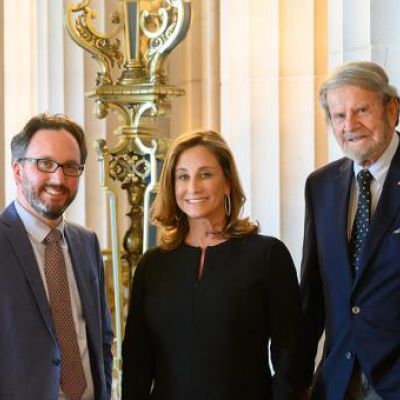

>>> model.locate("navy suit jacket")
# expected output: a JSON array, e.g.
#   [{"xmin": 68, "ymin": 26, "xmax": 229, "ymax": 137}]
[
  {"xmin": 301, "ymin": 136, "xmax": 400, "ymax": 400},
  {"xmin": 0, "ymin": 202, "xmax": 113, "ymax": 400}
]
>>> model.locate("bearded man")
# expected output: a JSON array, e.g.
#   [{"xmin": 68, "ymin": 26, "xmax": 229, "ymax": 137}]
[{"xmin": 0, "ymin": 113, "xmax": 113, "ymax": 400}]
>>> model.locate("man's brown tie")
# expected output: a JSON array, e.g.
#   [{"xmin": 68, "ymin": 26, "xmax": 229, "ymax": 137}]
[{"xmin": 44, "ymin": 229, "xmax": 87, "ymax": 400}]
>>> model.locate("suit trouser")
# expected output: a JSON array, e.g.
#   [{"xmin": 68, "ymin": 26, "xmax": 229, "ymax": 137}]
[{"xmin": 346, "ymin": 362, "xmax": 382, "ymax": 400}]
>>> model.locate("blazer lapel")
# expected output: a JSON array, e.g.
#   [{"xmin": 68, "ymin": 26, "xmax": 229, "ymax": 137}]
[
  {"xmin": 355, "ymin": 138, "xmax": 400, "ymax": 285},
  {"xmin": 64, "ymin": 225, "xmax": 98, "ymax": 342},
  {"xmin": 330, "ymin": 159, "xmax": 354, "ymax": 287},
  {"xmin": 1, "ymin": 203, "xmax": 57, "ymax": 342}
]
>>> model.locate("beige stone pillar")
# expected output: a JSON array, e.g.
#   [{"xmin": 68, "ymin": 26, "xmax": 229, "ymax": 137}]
[
  {"xmin": 4, "ymin": 0, "xmax": 37, "ymax": 206},
  {"xmin": 279, "ymin": 0, "xmax": 328, "ymax": 265},
  {"xmin": 169, "ymin": 0, "xmax": 220, "ymax": 137},
  {"xmin": 220, "ymin": 0, "xmax": 281, "ymax": 238},
  {"xmin": 219, "ymin": 0, "xmax": 328, "ymax": 266}
]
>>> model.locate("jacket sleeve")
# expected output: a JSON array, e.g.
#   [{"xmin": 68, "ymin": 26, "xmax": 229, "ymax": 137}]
[
  {"xmin": 267, "ymin": 239, "xmax": 309, "ymax": 400},
  {"xmin": 300, "ymin": 176, "xmax": 325, "ymax": 386},
  {"xmin": 122, "ymin": 252, "xmax": 154, "ymax": 399}
]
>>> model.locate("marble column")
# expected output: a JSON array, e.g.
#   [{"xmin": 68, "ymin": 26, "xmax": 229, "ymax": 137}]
[
  {"xmin": 327, "ymin": 0, "xmax": 400, "ymax": 161},
  {"xmin": 279, "ymin": 0, "xmax": 328, "ymax": 266},
  {"xmin": 169, "ymin": 0, "xmax": 221, "ymax": 137},
  {"xmin": 219, "ymin": 0, "xmax": 328, "ymax": 267},
  {"xmin": 3, "ymin": 0, "xmax": 37, "ymax": 206}
]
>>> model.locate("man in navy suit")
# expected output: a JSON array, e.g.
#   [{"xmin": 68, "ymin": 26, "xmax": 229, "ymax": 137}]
[
  {"xmin": 0, "ymin": 113, "xmax": 113, "ymax": 399},
  {"xmin": 301, "ymin": 61, "xmax": 400, "ymax": 400}
]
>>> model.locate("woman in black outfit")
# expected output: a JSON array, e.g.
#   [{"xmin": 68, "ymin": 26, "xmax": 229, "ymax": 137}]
[{"xmin": 122, "ymin": 131, "xmax": 308, "ymax": 399}]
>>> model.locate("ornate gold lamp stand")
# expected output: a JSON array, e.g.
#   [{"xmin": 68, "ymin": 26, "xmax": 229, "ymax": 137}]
[{"xmin": 65, "ymin": 0, "xmax": 191, "ymax": 396}]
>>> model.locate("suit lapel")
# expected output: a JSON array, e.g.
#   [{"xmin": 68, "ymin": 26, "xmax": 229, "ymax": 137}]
[
  {"xmin": 330, "ymin": 159, "xmax": 354, "ymax": 287},
  {"xmin": 355, "ymin": 140, "xmax": 400, "ymax": 284},
  {"xmin": 1, "ymin": 203, "xmax": 57, "ymax": 342},
  {"xmin": 64, "ymin": 224, "xmax": 98, "ymax": 343}
]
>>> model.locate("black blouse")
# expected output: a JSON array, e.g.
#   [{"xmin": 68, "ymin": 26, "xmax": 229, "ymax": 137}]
[{"xmin": 122, "ymin": 234, "xmax": 307, "ymax": 400}]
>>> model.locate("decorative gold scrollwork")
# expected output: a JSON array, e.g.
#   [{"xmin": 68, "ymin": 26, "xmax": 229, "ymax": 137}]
[
  {"xmin": 66, "ymin": 1, "xmax": 191, "ymax": 395},
  {"xmin": 75, "ymin": 14, "xmax": 124, "ymax": 68},
  {"xmin": 140, "ymin": 7, "xmax": 170, "ymax": 41},
  {"xmin": 65, "ymin": 0, "xmax": 124, "ymax": 85},
  {"xmin": 140, "ymin": 0, "xmax": 191, "ymax": 83},
  {"xmin": 109, "ymin": 153, "xmax": 151, "ymax": 185},
  {"xmin": 109, "ymin": 158, "xmax": 130, "ymax": 182}
]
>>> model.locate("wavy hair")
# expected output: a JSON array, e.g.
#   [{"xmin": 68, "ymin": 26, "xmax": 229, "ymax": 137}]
[{"xmin": 150, "ymin": 130, "xmax": 258, "ymax": 250}]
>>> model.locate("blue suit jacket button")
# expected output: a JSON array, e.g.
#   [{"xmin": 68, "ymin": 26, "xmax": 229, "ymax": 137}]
[
  {"xmin": 352, "ymin": 306, "xmax": 360, "ymax": 315},
  {"xmin": 53, "ymin": 358, "xmax": 60, "ymax": 366},
  {"xmin": 345, "ymin": 351, "xmax": 353, "ymax": 360}
]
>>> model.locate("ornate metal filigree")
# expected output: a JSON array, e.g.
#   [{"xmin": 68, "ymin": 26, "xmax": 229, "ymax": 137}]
[
  {"xmin": 65, "ymin": 0, "xmax": 124, "ymax": 85},
  {"xmin": 140, "ymin": 0, "xmax": 191, "ymax": 83},
  {"xmin": 109, "ymin": 153, "xmax": 151, "ymax": 184},
  {"xmin": 66, "ymin": 1, "xmax": 191, "ymax": 396}
]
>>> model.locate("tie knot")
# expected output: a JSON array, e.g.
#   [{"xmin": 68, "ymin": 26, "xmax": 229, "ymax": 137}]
[
  {"xmin": 44, "ymin": 229, "xmax": 63, "ymax": 245},
  {"xmin": 357, "ymin": 169, "xmax": 373, "ymax": 187}
]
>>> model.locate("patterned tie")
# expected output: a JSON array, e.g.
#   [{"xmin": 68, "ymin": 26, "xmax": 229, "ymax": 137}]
[
  {"xmin": 44, "ymin": 229, "xmax": 87, "ymax": 400},
  {"xmin": 348, "ymin": 169, "xmax": 373, "ymax": 275}
]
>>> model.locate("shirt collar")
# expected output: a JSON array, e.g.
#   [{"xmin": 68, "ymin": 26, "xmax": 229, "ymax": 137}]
[
  {"xmin": 353, "ymin": 132, "xmax": 399, "ymax": 186},
  {"xmin": 14, "ymin": 200, "xmax": 65, "ymax": 243}
]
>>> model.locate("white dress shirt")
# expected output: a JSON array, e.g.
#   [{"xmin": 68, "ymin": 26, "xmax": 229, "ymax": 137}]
[
  {"xmin": 15, "ymin": 200, "xmax": 95, "ymax": 400},
  {"xmin": 347, "ymin": 132, "xmax": 399, "ymax": 238}
]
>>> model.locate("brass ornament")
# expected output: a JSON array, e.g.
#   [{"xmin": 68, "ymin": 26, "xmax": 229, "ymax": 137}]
[
  {"xmin": 65, "ymin": 0, "xmax": 124, "ymax": 85},
  {"xmin": 65, "ymin": 0, "xmax": 191, "ymax": 396}
]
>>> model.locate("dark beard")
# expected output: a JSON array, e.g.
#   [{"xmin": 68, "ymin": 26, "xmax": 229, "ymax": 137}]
[{"xmin": 22, "ymin": 183, "xmax": 76, "ymax": 220}]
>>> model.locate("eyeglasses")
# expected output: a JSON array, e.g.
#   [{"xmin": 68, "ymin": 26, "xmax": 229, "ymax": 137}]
[{"xmin": 18, "ymin": 158, "xmax": 84, "ymax": 177}]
